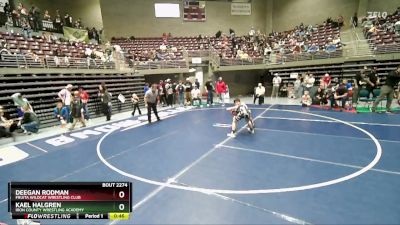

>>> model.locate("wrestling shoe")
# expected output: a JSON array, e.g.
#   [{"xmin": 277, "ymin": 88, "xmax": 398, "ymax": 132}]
[{"xmin": 227, "ymin": 132, "xmax": 236, "ymax": 138}]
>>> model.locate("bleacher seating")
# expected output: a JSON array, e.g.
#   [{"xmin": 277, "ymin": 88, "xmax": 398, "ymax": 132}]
[
  {"xmin": 112, "ymin": 21, "xmax": 343, "ymax": 66},
  {"xmin": 269, "ymin": 60, "xmax": 400, "ymax": 87},
  {"xmin": 0, "ymin": 72, "xmax": 145, "ymax": 128},
  {"xmin": 0, "ymin": 32, "xmax": 115, "ymax": 69},
  {"xmin": 364, "ymin": 8, "xmax": 400, "ymax": 54}
]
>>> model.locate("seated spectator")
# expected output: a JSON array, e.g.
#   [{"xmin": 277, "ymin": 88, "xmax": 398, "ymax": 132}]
[
  {"xmin": 366, "ymin": 24, "xmax": 381, "ymax": 39},
  {"xmin": 264, "ymin": 44, "xmax": 272, "ymax": 57},
  {"xmin": 330, "ymin": 80, "xmax": 348, "ymax": 109},
  {"xmin": 191, "ymin": 85, "xmax": 202, "ymax": 106},
  {"xmin": 325, "ymin": 42, "xmax": 337, "ymax": 53},
  {"xmin": 0, "ymin": 106, "xmax": 17, "ymax": 139},
  {"xmin": 25, "ymin": 50, "xmax": 40, "ymax": 62},
  {"xmin": 313, "ymin": 87, "xmax": 328, "ymax": 105},
  {"xmin": 0, "ymin": 41, "xmax": 11, "ymax": 60},
  {"xmin": 332, "ymin": 35, "xmax": 342, "ymax": 45},
  {"xmin": 53, "ymin": 101, "xmax": 68, "ymax": 128},
  {"xmin": 395, "ymin": 20, "xmax": 400, "ymax": 35},
  {"xmin": 307, "ymin": 43, "xmax": 319, "ymax": 53},
  {"xmin": 301, "ymin": 90, "xmax": 312, "ymax": 107},
  {"xmin": 160, "ymin": 43, "xmax": 167, "ymax": 51},
  {"xmin": 19, "ymin": 105, "xmax": 39, "ymax": 134},
  {"xmin": 280, "ymin": 84, "xmax": 288, "ymax": 97},
  {"xmin": 11, "ymin": 93, "xmax": 33, "ymax": 118}
]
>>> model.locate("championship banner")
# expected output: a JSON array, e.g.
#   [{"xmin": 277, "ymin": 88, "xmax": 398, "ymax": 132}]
[
  {"xmin": 0, "ymin": 0, "xmax": 9, "ymax": 13},
  {"xmin": 63, "ymin": 27, "xmax": 89, "ymax": 43},
  {"xmin": 183, "ymin": 1, "xmax": 206, "ymax": 22}
]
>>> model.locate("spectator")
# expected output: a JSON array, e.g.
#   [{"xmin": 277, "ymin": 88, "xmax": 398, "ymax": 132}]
[
  {"xmin": 64, "ymin": 13, "xmax": 73, "ymax": 27},
  {"xmin": 395, "ymin": 20, "xmax": 400, "ymax": 35},
  {"xmin": 191, "ymin": 85, "xmax": 202, "ymax": 106},
  {"xmin": 43, "ymin": 10, "xmax": 51, "ymax": 21},
  {"xmin": 307, "ymin": 43, "xmax": 319, "ymax": 53},
  {"xmin": 184, "ymin": 78, "xmax": 193, "ymax": 106},
  {"xmin": 325, "ymin": 42, "xmax": 337, "ymax": 53},
  {"xmin": 165, "ymin": 79, "xmax": 174, "ymax": 107},
  {"xmin": 0, "ymin": 40, "xmax": 10, "ymax": 59},
  {"xmin": 158, "ymin": 80, "xmax": 166, "ymax": 106},
  {"xmin": 176, "ymin": 80, "xmax": 185, "ymax": 106},
  {"xmin": 271, "ymin": 73, "xmax": 282, "ymax": 98},
  {"xmin": 144, "ymin": 84, "xmax": 161, "ymax": 123},
  {"xmin": 294, "ymin": 76, "xmax": 302, "ymax": 99},
  {"xmin": 98, "ymin": 83, "xmax": 112, "ymax": 121},
  {"xmin": 351, "ymin": 13, "xmax": 358, "ymax": 27},
  {"xmin": 54, "ymin": 11, "xmax": 63, "ymax": 32},
  {"xmin": 18, "ymin": 3, "xmax": 28, "ymax": 20},
  {"xmin": 21, "ymin": 19, "xmax": 32, "ymax": 39},
  {"xmin": 313, "ymin": 87, "xmax": 328, "ymax": 105},
  {"xmin": 330, "ymin": 80, "xmax": 349, "ymax": 109},
  {"xmin": 0, "ymin": 106, "xmax": 16, "ymax": 139},
  {"xmin": 11, "ymin": 8, "xmax": 20, "ymax": 27},
  {"xmin": 338, "ymin": 15, "xmax": 344, "ymax": 27},
  {"xmin": 11, "ymin": 93, "xmax": 33, "ymax": 118},
  {"xmin": 301, "ymin": 90, "xmax": 312, "ymax": 107},
  {"xmin": 194, "ymin": 78, "xmax": 200, "ymax": 89},
  {"xmin": 366, "ymin": 24, "xmax": 380, "ymax": 39},
  {"xmin": 280, "ymin": 84, "xmax": 288, "ymax": 97},
  {"xmin": 19, "ymin": 105, "xmax": 40, "ymax": 134},
  {"xmin": 322, "ymin": 73, "xmax": 331, "ymax": 89},
  {"xmin": 366, "ymin": 67, "xmax": 380, "ymax": 98},
  {"xmin": 216, "ymin": 77, "xmax": 227, "ymax": 106},
  {"xmin": 304, "ymin": 73, "xmax": 315, "ymax": 92},
  {"xmin": 205, "ymin": 79, "xmax": 214, "ymax": 107},
  {"xmin": 53, "ymin": 101, "xmax": 68, "ymax": 128},
  {"xmin": 372, "ymin": 65, "xmax": 400, "ymax": 113},
  {"xmin": 144, "ymin": 83, "xmax": 149, "ymax": 94},
  {"xmin": 131, "ymin": 93, "xmax": 142, "ymax": 116},
  {"xmin": 28, "ymin": 5, "xmax": 40, "ymax": 32},
  {"xmin": 3, "ymin": 3, "xmax": 11, "ymax": 22},
  {"xmin": 69, "ymin": 91, "xmax": 86, "ymax": 131},
  {"xmin": 79, "ymin": 86, "xmax": 90, "ymax": 120},
  {"xmin": 58, "ymin": 84, "xmax": 73, "ymax": 122},
  {"xmin": 171, "ymin": 81, "xmax": 177, "ymax": 105},
  {"xmin": 254, "ymin": 83, "xmax": 265, "ymax": 105}
]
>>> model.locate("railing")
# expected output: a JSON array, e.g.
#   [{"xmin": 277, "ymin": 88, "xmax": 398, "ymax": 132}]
[
  {"xmin": 209, "ymin": 48, "xmax": 221, "ymax": 67},
  {"xmin": 220, "ymin": 57, "xmax": 264, "ymax": 66},
  {"xmin": 186, "ymin": 50, "xmax": 210, "ymax": 58},
  {"xmin": 373, "ymin": 42, "xmax": 400, "ymax": 54},
  {"xmin": 215, "ymin": 49, "xmax": 343, "ymax": 67},
  {"xmin": 0, "ymin": 54, "xmax": 116, "ymax": 69},
  {"xmin": 133, "ymin": 60, "xmax": 188, "ymax": 70}
]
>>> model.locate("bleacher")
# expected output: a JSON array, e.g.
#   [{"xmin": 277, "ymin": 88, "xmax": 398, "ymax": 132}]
[
  {"xmin": 0, "ymin": 31, "xmax": 116, "ymax": 69},
  {"xmin": 269, "ymin": 60, "xmax": 400, "ymax": 87},
  {"xmin": 0, "ymin": 72, "xmax": 145, "ymax": 128},
  {"xmin": 364, "ymin": 8, "xmax": 400, "ymax": 54}
]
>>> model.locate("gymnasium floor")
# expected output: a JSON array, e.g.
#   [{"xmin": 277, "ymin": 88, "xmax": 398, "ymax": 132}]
[{"xmin": 0, "ymin": 100, "xmax": 400, "ymax": 224}]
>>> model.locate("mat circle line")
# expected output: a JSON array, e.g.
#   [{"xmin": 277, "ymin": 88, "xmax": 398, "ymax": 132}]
[{"xmin": 96, "ymin": 108, "xmax": 382, "ymax": 194}]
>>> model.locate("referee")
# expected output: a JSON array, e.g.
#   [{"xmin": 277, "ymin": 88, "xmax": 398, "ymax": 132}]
[
  {"xmin": 372, "ymin": 65, "xmax": 400, "ymax": 113},
  {"xmin": 145, "ymin": 84, "xmax": 161, "ymax": 123}
]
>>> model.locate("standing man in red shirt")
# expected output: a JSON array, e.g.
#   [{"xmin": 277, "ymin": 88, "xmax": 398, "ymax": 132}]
[
  {"xmin": 216, "ymin": 77, "xmax": 227, "ymax": 106},
  {"xmin": 322, "ymin": 73, "xmax": 331, "ymax": 89},
  {"xmin": 79, "ymin": 86, "xmax": 90, "ymax": 120}
]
